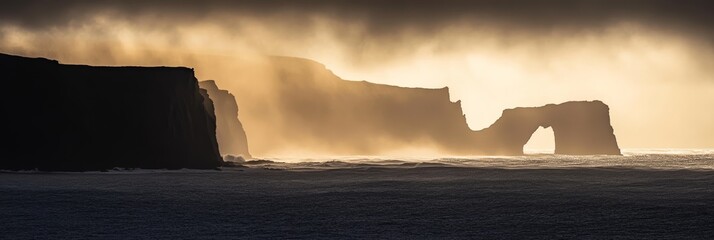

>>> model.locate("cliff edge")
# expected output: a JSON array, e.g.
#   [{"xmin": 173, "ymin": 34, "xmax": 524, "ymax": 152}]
[{"xmin": 0, "ymin": 53, "xmax": 223, "ymax": 171}]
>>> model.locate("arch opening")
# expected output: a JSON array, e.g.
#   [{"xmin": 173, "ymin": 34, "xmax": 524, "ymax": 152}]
[{"xmin": 524, "ymin": 126, "xmax": 555, "ymax": 154}]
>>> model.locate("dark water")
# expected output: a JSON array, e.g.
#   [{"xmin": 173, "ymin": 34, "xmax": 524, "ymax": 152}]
[{"xmin": 1, "ymin": 153, "xmax": 713, "ymax": 239}]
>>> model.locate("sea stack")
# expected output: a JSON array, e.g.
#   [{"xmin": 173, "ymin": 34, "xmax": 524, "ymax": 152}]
[
  {"xmin": 199, "ymin": 80, "xmax": 252, "ymax": 159},
  {"xmin": 474, "ymin": 101, "xmax": 621, "ymax": 155}
]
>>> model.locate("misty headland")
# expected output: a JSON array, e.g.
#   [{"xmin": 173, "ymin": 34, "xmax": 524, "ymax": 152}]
[
  {"xmin": 1, "ymin": 52, "xmax": 622, "ymax": 171},
  {"xmin": 2, "ymin": 51, "xmax": 711, "ymax": 239},
  {"xmin": 1, "ymin": 1, "xmax": 713, "ymax": 239}
]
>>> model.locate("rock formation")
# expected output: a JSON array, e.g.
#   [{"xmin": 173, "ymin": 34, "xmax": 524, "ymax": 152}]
[
  {"xmin": 0, "ymin": 52, "xmax": 621, "ymax": 163},
  {"xmin": 219, "ymin": 57, "xmax": 476, "ymax": 155},
  {"xmin": 473, "ymin": 101, "xmax": 621, "ymax": 155},
  {"xmin": 199, "ymin": 80, "xmax": 252, "ymax": 159},
  {"xmin": 220, "ymin": 56, "xmax": 621, "ymax": 156},
  {"xmin": 0, "ymin": 53, "xmax": 223, "ymax": 171}
]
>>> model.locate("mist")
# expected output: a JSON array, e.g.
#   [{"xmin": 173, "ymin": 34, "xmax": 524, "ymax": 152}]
[{"xmin": 1, "ymin": 1, "xmax": 713, "ymax": 152}]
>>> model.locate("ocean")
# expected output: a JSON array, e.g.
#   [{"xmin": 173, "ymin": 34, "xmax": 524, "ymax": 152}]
[{"xmin": 1, "ymin": 150, "xmax": 713, "ymax": 239}]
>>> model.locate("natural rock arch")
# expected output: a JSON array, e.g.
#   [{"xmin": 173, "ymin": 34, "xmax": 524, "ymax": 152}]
[{"xmin": 472, "ymin": 101, "xmax": 621, "ymax": 155}]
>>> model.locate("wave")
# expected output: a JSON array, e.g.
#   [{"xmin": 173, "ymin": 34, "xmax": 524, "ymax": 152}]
[
  {"xmin": 238, "ymin": 149, "xmax": 714, "ymax": 171},
  {"xmin": 3, "ymin": 149, "xmax": 711, "ymax": 173}
]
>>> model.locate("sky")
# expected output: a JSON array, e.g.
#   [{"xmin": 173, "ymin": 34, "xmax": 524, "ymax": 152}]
[{"xmin": 1, "ymin": 0, "xmax": 713, "ymax": 149}]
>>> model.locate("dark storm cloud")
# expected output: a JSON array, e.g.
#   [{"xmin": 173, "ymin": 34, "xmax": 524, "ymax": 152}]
[{"xmin": 1, "ymin": 0, "xmax": 713, "ymax": 38}]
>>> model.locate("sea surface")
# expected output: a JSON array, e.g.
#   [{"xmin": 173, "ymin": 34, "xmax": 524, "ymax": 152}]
[{"xmin": 1, "ymin": 150, "xmax": 713, "ymax": 239}]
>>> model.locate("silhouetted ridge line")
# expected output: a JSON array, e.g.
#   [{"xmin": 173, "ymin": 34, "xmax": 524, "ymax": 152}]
[
  {"xmin": 225, "ymin": 56, "xmax": 621, "ymax": 156},
  {"xmin": 0, "ymin": 53, "xmax": 223, "ymax": 171},
  {"xmin": 225, "ymin": 56, "xmax": 475, "ymax": 155}
]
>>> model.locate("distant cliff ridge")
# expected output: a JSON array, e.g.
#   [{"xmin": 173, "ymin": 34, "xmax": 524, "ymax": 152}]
[
  {"xmin": 220, "ymin": 57, "xmax": 476, "ymax": 155},
  {"xmin": 473, "ymin": 101, "xmax": 621, "ymax": 155},
  {"xmin": 222, "ymin": 56, "xmax": 621, "ymax": 156},
  {"xmin": 0, "ymin": 52, "xmax": 620, "ymax": 164},
  {"xmin": 0, "ymin": 53, "xmax": 223, "ymax": 171},
  {"xmin": 199, "ymin": 80, "xmax": 251, "ymax": 159}
]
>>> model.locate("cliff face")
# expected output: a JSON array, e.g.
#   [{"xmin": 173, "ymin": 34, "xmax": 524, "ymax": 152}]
[
  {"xmin": 199, "ymin": 80, "xmax": 251, "ymax": 158},
  {"xmin": 475, "ymin": 101, "xmax": 621, "ymax": 155},
  {"xmin": 221, "ymin": 56, "xmax": 620, "ymax": 156},
  {"xmin": 223, "ymin": 57, "xmax": 475, "ymax": 155},
  {"xmin": 0, "ymin": 53, "xmax": 223, "ymax": 171}
]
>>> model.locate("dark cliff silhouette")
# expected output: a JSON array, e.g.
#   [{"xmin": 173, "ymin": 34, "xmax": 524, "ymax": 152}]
[
  {"xmin": 473, "ymin": 101, "xmax": 621, "ymax": 155},
  {"xmin": 199, "ymin": 80, "xmax": 251, "ymax": 159},
  {"xmin": 0, "ymin": 53, "xmax": 223, "ymax": 171},
  {"xmin": 221, "ymin": 56, "xmax": 621, "ymax": 156}
]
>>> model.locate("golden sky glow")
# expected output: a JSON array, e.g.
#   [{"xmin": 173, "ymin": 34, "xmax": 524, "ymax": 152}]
[{"xmin": 1, "ymin": 13, "xmax": 712, "ymax": 151}]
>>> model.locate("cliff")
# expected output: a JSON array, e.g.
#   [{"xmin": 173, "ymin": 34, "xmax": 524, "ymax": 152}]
[
  {"xmin": 199, "ymin": 80, "xmax": 251, "ymax": 158},
  {"xmin": 0, "ymin": 53, "xmax": 223, "ymax": 171},
  {"xmin": 220, "ymin": 57, "xmax": 475, "ymax": 155},
  {"xmin": 474, "ymin": 101, "xmax": 621, "ymax": 155},
  {"xmin": 220, "ymin": 56, "xmax": 620, "ymax": 156}
]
